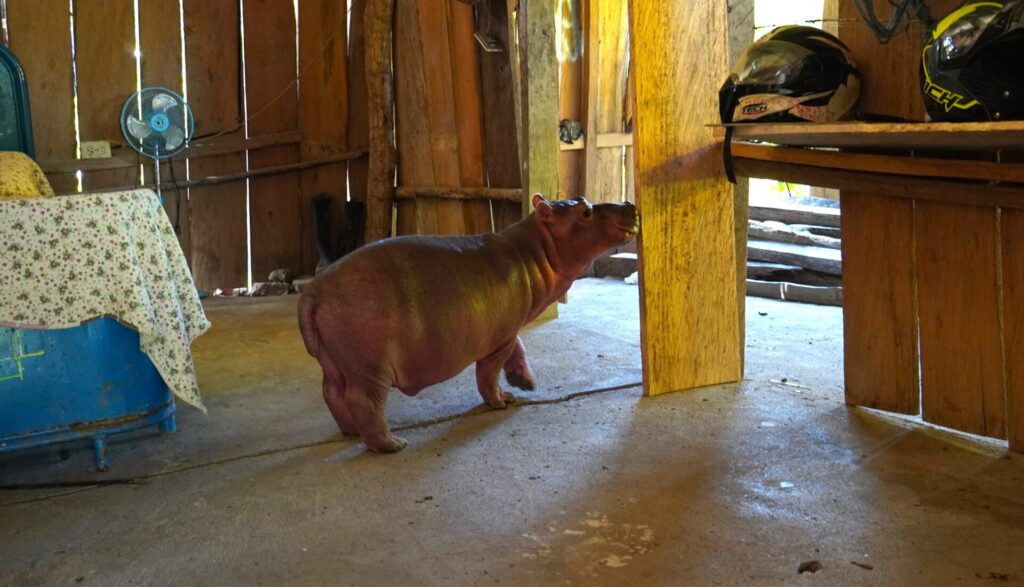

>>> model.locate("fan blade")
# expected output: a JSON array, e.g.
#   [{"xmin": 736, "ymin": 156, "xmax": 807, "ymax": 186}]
[
  {"xmin": 126, "ymin": 115, "xmax": 153, "ymax": 141},
  {"xmin": 162, "ymin": 126, "xmax": 186, "ymax": 151},
  {"xmin": 151, "ymin": 92, "xmax": 179, "ymax": 113}
]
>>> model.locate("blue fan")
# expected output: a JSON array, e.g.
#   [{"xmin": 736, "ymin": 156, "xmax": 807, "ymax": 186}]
[{"xmin": 120, "ymin": 87, "xmax": 194, "ymax": 199}]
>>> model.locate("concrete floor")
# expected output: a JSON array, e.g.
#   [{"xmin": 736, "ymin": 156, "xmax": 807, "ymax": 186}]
[{"xmin": 2, "ymin": 278, "xmax": 1023, "ymax": 586}]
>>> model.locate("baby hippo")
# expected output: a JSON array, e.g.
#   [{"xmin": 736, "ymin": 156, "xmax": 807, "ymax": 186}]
[{"xmin": 298, "ymin": 194, "xmax": 639, "ymax": 452}]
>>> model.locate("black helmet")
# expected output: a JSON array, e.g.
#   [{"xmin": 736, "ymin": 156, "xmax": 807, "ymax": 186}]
[
  {"xmin": 719, "ymin": 26, "xmax": 861, "ymax": 124},
  {"xmin": 921, "ymin": 1, "xmax": 1024, "ymax": 121}
]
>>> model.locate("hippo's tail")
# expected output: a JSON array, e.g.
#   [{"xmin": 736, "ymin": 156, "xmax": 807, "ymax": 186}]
[{"xmin": 297, "ymin": 293, "xmax": 321, "ymax": 358}]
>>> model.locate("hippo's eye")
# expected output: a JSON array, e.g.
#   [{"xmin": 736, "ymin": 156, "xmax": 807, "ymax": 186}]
[{"xmin": 582, "ymin": 206, "xmax": 593, "ymax": 219}]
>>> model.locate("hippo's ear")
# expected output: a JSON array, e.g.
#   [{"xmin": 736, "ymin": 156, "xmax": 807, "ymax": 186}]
[{"xmin": 532, "ymin": 194, "xmax": 554, "ymax": 222}]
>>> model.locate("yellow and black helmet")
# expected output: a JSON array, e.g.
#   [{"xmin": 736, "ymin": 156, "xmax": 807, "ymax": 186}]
[
  {"xmin": 922, "ymin": 1, "xmax": 1024, "ymax": 121},
  {"xmin": 719, "ymin": 26, "xmax": 861, "ymax": 124}
]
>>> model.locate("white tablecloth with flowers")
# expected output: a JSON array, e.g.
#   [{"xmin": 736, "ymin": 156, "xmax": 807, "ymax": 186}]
[{"xmin": 0, "ymin": 189, "xmax": 210, "ymax": 411}]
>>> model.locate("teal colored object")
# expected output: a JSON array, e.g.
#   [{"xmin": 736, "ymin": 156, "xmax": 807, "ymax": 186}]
[
  {"xmin": 0, "ymin": 318, "xmax": 175, "ymax": 471},
  {"xmin": 0, "ymin": 45, "xmax": 36, "ymax": 158}
]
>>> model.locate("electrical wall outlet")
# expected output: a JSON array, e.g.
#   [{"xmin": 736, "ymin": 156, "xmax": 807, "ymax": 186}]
[{"xmin": 81, "ymin": 140, "xmax": 111, "ymax": 159}]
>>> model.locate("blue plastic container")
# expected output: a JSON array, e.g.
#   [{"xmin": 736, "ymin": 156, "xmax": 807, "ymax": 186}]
[{"xmin": 0, "ymin": 318, "xmax": 175, "ymax": 470}]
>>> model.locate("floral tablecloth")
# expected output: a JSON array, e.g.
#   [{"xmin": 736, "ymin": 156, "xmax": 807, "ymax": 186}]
[{"xmin": 0, "ymin": 189, "xmax": 210, "ymax": 411}]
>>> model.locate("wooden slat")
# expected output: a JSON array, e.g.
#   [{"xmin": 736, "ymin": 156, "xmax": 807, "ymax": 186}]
[
  {"xmin": 73, "ymin": 0, "xmax": 137, "ymax": 191},
  {"xmin": 299, "ymin": 0, "xmax": 349, "ymax": 275},
  {"xmin": 347, "ymin": 0, "xmax": 369, "ymax": 203},
  {"xmin": 243, "ymin": 0, "xmax": 301, "ymax": 281},
  {"xmin": 558, "ymin": 0, "xmax": 584, "ymax": 199},
  {"xmin": 1002, "ymin": 209, "xmax": 1024, "ymax": 452},
  {"xmin": 841, "ymin": 194, "xmax": 919, "ymax": 413},
  {"xmin": 476, "ymin": 0, "xmax": 522, "ymax": 231},
  {"xmin": 714, "ymin": 120, "xmax": 1024, "ymax": 150},
  {"xmin": 184, "ymin": 1, "xmax": 247, "ymax": 291},
  {"xmin": 6, "ymin": 0, "xmax": 77, "ymax": 192},
  {"xmin": 584, "ymin": 0, "xmax": 628, "ymax": 203},
  {"xmin": 449, "ymin": 0, "xmax": 491, "ymax": 234},
  {"xmin": 731, "ymin": 142, "xmax": 1024, "ymax": 184},
  {"xmin": 630, "ymin": 0, "xmax": 741, "ymax": 394},
  {"xmin": 917, "ymin": 202, "xmax": 1005, "ymax": 438},
  {"xmin": 393, "ymin": 0, "xmax": 434, "ymax": 236},
  {"xmin": 365, "ymin": 0, "xmax": 397, "ymax": 242},
  {"xmin": 416, "ymin": 0, "xmax": 463, "ymax": 235},
  {"xmin": 139, "ymin": 0, "xmax": 188, "ymax": 258}
]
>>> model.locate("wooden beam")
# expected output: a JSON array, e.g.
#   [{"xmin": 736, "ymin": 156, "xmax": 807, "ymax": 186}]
[
  {"xmin": 38, "ymin": 131, "xmax": 305, "ymax": 174},
  {"xmin": 730, "ymin": 142, "xmax": 1024, "ymax": 184},
  {"xmin": 714, "ymin": 120, "xmax": 1024, "ymax": 150},
  {"xmin": 55, "ymin": 150, "xmax": 369, "ymax": 196},
  {"xmin": 733, "ymin": 158, "xmax": 1024, "ymax": 209},
  {"xmin": 365, "ymin": 0, "xmax": 397, "ymax": 242},
  {"xmin": 630, "ymin": 0, "xmax": 741, "ymax": 395},
  {"xmin": 394, "ymin": 186, "xmax": 522, "ymax": 202}
]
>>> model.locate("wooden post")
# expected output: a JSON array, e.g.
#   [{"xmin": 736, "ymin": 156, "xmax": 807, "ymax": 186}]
[
  {"xmin": 365, "ymin": 0, "xmax": 396, "ymax": 242},
  {"xmin": 520, "ymin": 0, "xmax": 559, "ymax": 213},
  {"xmin": 727, "ymin": 0, "xmax": 753, "ymax": 369},
  {"xmin": 629, "ymin": 0, "xmax": 742, "ymax": 395}
]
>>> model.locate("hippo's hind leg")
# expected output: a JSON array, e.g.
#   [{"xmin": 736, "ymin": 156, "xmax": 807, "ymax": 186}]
[
  {"xmin": 316, "ymin": 352, "xmax": 359, "ymax": 436},
  {"xmin": 322, "ymin": 375, "xmax": 358, "ymax": 436},
  {"xmin": 344, "ymin": 376, "xmax": 407, "ymax": 453},
  {"xmin": 476, "ymin": 339, "xmax": 520, "ymax": 409},
  {"xmin": 502, "ymin": 336, "xmax": 535, "ymax": 391}
]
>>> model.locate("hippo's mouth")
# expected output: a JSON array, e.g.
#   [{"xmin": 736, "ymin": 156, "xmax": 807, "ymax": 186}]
[{"xmin": 616, "ymin": 218, "xmax": 640, "ymax": 241}]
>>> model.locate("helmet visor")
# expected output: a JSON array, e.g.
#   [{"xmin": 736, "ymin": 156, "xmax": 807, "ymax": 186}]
[
  {"xmin": 730, "ymin": 41, "xmax": 817, "ymax": 89},
  {"xmin": 938, "ymin": 5, "xmax": 1002, "ymax": 63}
]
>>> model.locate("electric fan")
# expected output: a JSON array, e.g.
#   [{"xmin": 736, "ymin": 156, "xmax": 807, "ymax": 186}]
[{"xmin": 119, "ymin": 87, "xmax": 194, "ymax": 199}]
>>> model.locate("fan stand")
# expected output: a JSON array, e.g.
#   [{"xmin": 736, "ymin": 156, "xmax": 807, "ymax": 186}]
[{"xmin": 152, "ymin": 146, "xmax": 162, "ymax": 202}]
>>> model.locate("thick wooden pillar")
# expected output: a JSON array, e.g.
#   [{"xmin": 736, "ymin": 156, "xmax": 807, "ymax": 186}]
[
  {"xmin": 365, "ymin": 0, "xmax": 396, "ymax": 242},
  {"xmin": 629, "ymin": 1, "xmax": 742, "ymax": 395}
]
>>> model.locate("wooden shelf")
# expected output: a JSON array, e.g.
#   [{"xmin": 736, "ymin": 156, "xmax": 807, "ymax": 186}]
[{"xmin": 713, "ymin": 120, "xmax": 1024, "ymax": 150}]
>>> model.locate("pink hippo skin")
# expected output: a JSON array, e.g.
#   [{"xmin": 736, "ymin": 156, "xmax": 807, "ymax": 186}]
[{"xmin": 298, "ymin": 194, "xmax": 639, "ymax": 452}]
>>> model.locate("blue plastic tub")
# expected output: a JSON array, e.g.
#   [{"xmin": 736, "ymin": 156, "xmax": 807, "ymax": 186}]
[{"xmin": 0, "ymin": 317, "xmax": 175, "ymax": 470}]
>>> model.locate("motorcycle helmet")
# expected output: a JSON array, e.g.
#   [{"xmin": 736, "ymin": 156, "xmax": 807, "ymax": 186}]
[
  {"xmin": 921, "ymin": 0, "xmax": 1024, "ymax": 121},
  {"xmin": 719, "ymin": 26, "xmax": 861, "ymax": 124}
]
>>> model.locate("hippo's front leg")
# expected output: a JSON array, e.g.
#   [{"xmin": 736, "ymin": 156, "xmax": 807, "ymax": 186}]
[
  {"xmin": 476, "ymin": 339, "xmax": 520, "ymax": 409},
  {"xmin": 502, "ymin": 336, "xmax": 535, "ymax": 391}
]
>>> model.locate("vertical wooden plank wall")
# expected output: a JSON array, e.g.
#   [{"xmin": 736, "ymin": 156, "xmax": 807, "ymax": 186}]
[
  {"xmin": 837, "ymin": 0, "xmax": 936, "ymax": 415},
  {"xmin": 838, "ymin": 0, "xmax": 1018, "ymax": 446},
  {"xmin": 299, "ymin": 0, "xmax": 349, "ymax": 273},
  {"xmin": 138, "ymin": 0, "xmax": 188, "ymax": 257},
  {"xmin": 477, "ymin": 0, "xmax": 522, "ymax": 231},
  {"xmin": 73, "ymin": 0, "xmax": 137, "ymax": 191},
  {"xmin": 5, "ymin": 0, "xmax": 77, "ymax": 193},
  {"xmin": 184, "ymin": 1, "xmax": 248, "ymax": 292},
  {"xmin": 392, "ymin": 0, "xmax": 496, "ymax": 237},
  {"xmin": 243, "ymin": 0, "xmax": 301, "ymax": 281},
  {"xmin": 629, "ymin": 0, "xmax": 742, "ymax": 395},
  {"xmin": 837, "ymin": 0, "xmax": 1011, "ymax": 441}
]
